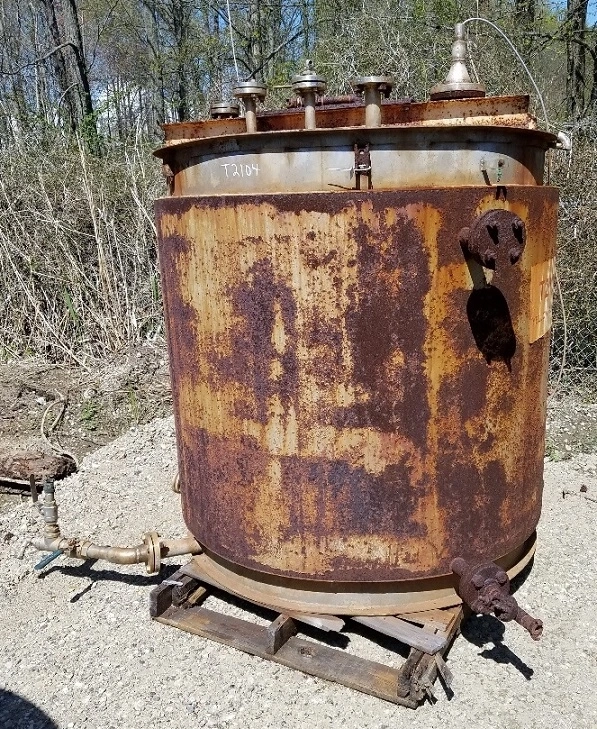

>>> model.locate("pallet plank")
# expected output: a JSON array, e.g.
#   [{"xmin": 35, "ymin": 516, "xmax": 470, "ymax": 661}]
[
  {"xmin": 352, "ymin": 616, "xmax": 446, "ymax": 655},
  {"xmin": 285, "ymin": 612, "xmax": 345, "ymax": 633},
  {"xmin": 266, "ymin": 614, "xmax": 297, "ymax": 654},
  {"xmin": 156, "ymin": 606, "xmax": 417, "ymax": 708}
]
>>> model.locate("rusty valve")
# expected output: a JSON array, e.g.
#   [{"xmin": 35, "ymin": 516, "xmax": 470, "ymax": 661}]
[
  {"xmin": 459, "ymin": 209, "xmax": 526, "ymax": 269},
  {"xmin": 451, "ymin": 557, "xmax": 543, "ymax": 641}
]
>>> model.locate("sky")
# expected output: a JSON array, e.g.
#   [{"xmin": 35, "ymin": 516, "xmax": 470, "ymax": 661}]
[{"xmin": 551, "ymin": 1, "xmax": 597, "ymax": 25}]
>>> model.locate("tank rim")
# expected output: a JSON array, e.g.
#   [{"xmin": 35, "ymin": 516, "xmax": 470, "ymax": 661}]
[{"xmin": 182, "ymin": 533, "xmax": 537, "ymax": 616}]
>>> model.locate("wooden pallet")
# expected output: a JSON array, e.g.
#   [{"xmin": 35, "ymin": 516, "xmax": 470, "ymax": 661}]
[{"xmin": 150, "ymin": 568, "xmax": 462, "ymax": 708}]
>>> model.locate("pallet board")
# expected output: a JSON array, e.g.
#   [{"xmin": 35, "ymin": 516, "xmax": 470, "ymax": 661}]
[{"xmin": 150, "ymin": 569, "xmax": 462, "ymax": 708}]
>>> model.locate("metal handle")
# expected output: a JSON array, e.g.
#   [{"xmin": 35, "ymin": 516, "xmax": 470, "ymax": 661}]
[{"xmin": 34, "ymin": 549, "xmax": 63, "ymax": 571}]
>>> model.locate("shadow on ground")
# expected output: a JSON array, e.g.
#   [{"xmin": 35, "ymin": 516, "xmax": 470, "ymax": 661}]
[{"xmin": 0, "ymin": 689, "xmax": 58, "ymax": 729}]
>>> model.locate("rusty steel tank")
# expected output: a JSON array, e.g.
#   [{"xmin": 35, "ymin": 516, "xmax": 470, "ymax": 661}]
[{"xmin": 153, "ymin": 69, "xmax": 558, "ymax": 617}]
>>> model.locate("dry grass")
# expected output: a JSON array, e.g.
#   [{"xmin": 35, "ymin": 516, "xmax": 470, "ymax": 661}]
[{"xmin": 0, "ymin": 131, "xmax": 164, "ymax": 364}]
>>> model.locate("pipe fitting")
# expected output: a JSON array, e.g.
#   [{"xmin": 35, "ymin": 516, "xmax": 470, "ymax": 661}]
[
  {"xmin": 430, "ymin": 23, "xmax": 485, "ymax": 100},
  {"xmin": 31, "ymin": 480, "xmax": 201, "ymax": 574},
  {"xmin": 210, "ymin": 101, "xmax": 240, "ymax": 119},
  {"xmin": 451, "ymin": 557, "xmax": 543, "ymax": 640},
  {"xmin": 291, "ymin": 60, "xmax": 326, "ymax": 130},
  {"xmin": 233, "ymin": 80, "xmax": 267, "ymax": 133},
  {"xmin": 352, "ymin": 76, "xmax": 393, "ymax": 127}
]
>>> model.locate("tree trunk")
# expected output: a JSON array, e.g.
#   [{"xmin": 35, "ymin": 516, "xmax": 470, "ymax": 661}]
[
  {"xmin": 38, "ymin": 0, "xmax": 78, "ymax": 131},
  {"xmin": 566, "ymin": 0, "xmax": 588, "ymax": 121}
]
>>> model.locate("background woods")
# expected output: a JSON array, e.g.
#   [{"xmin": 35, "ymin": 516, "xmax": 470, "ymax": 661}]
[{"xmin": 0, "ymin": 0, "xmax": 597, "ymax": 395}]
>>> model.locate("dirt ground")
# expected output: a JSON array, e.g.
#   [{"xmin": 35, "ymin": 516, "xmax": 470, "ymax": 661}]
[
  {"xmin": 0, "ymin": 345, "xmax": 172, "ymax": 461},
  {"xmin": 0, "ymin": 346, "xmax": 172, "ymax": 510}
]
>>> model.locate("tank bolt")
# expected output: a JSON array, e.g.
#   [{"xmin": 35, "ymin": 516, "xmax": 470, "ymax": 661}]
[
  {"xmin": 233, "ymin": 80, "xmax": 267, "ymax": 133},
  {"xmin": 496, "ymin": 570, "xmax": 508, "ymax": 585},
  {"xmin": 352, "ymin": 76, "xmax": 394, "ymax": 127},
  {"xmin": 450, "ymin": 557, "xmax": 543, "ymax": 641},
  {"xmin": 291, "ymin": 61, "xmax": 326, "ymax": 130}
]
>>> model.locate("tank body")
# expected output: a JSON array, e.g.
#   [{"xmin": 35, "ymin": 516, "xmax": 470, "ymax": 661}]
[{"xmin": 155, "ymin": 95, "xmax": 558, "ymax": 613}]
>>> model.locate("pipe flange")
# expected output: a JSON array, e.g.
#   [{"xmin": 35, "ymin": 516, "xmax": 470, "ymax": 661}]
[
  {"xmin": 233, "ymin": 80, "xmax": 267, "ymax": 101},
  {"xmin": 210, "ymin": 101, "xmax": 240, "ymax": 119},
  {"xmin": 291, "ymin": 61, "xmax": 326, "ymax": 95},
  {"xmin": 144, "ymin": 531, "xmax": 161, "ymax": 574},
  {"xmin": 352, "ymin": 76, "xmax": 394, "ymax": 97}
]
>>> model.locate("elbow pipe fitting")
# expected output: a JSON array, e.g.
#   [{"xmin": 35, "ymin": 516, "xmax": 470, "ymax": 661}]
[{"xmin": 33, "ymin": 530, "xmax": 200, "ymax": 575}]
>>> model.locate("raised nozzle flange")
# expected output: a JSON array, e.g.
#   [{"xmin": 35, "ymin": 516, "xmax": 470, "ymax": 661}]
[
  {"xmin": 451, "ymin": 557, "xmax": 543, "ymax": 640},
  {"xmin": 459, "ymin": 209, "xmax": 526, "ymax": 268},
  {"xmin": 291, "ymin": 60, "xmax": 327, "ymax": 130},
  {"xmin": 352, "ymin": 75, "xmax": 394, "ymax": 127},
  {"xmin": 210, "ymin": 101, "xmax": 240, "ymax": 119},
  {"xmin": 430, "ymin": 23, "xmax": 486, "ymax": 101},
  {"xmin": 233, "ymin": 80, "xmax": 267, "ymax": 133}
]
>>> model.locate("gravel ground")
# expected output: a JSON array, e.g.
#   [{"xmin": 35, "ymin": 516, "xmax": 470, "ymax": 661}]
[{"xmin": 1, "ymin": 415, "xmax": 596, "ymax": 729}]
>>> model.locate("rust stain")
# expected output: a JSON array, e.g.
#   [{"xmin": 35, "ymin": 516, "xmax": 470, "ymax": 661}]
[{"xmin": 156, "ymin": 186, "xmax": 558, "ymax": 582}]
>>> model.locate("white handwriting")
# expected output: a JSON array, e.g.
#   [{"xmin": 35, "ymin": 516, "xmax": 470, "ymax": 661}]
[{"xmin": 221, "ymin": 162, "xmax": 260, "ymax": 179}]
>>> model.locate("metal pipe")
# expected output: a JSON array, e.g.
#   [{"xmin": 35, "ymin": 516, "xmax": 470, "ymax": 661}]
[
  {"xmin": 244, "ymin": 98, "xmax": 257, "ymax": 133},
  {"xmin": 291, "ymin": 61, "xmax": 326, "ymax": 131},
  {"xmin": 31, "ymin": 480, "xmax": 201, "ymax": 574},
  {"xmin": 233, "ymin": 80, "xmax": 267, "ymax": 134},
  {"xmin": 32, "ymin": 533, "xmax": 201, "ymax": 572},
  {"xmin": 303, "ymin": 90, "xmax": 316, "ymax": 130},
  {"xmin": 364, "ymin": 86, "xmax": 382, "ymax": 127},
  {"xmin": 352, "ymin": 76, "xmax": 394, "ymax": 128}
]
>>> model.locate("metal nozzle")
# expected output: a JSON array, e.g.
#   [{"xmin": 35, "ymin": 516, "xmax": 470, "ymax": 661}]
[
  {"xmin": 233, "ymin": 80, "xmax": 267, "ymax": 133},
  {"xmin": 352, "ymin": 76, "xmax": 394, "ymax": 127},
  {"xmin": 430, "ymin": 23, "xmax": 485, "ymax": 101},
  {"xmin": 291, "ymin": 60, "xmax": 327, "ymax": 130}
]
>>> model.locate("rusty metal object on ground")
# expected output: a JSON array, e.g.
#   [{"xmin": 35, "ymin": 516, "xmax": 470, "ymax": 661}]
[
  {"xmin": 460, "ymin": 209, "xmax": 526, "ymax": 268},
  {"xmin": 451, "ymin": 557, "xmax": 543, "ymax": 640},
  {"xmin": 0, "ymin": 438, "xmax": 76, "ymax": 484},
  {"xmin": 430, "ymin": 23, "xmax": 486, "ymax": 100}
]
